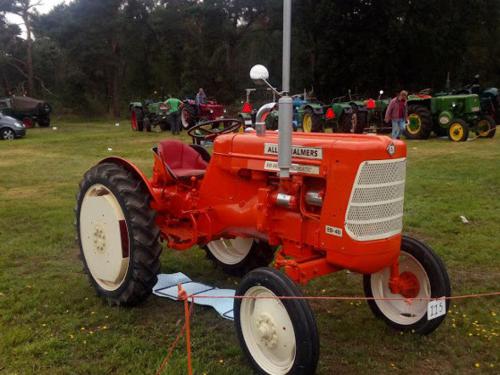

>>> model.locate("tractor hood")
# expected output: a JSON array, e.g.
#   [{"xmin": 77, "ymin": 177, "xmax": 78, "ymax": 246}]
[{"xmin": 213, "ymin": 132, "xmax": 406, "ymax": 178}]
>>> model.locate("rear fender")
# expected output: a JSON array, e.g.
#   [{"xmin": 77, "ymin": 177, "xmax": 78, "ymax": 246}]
[{"xmin": 98, "ymin": 157, "xmax": 158, "ymax": 203}]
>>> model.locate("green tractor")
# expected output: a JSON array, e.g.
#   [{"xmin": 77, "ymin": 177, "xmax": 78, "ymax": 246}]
[
  {"xmin": 129, "ymin": 100, "xmax": 171, "ymax": 132},
  {"xmin": 328, "ymin": 90, "xmax": 388, "ymax": 134},
  {"xmin": 405, "ymin": 93, "xmax": 493, "ymax": 141}
]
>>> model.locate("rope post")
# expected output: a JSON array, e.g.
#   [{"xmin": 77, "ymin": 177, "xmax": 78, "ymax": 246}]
[{"xmin": 178, "ymin": 284, "xmax": 193, "ymax": 375}]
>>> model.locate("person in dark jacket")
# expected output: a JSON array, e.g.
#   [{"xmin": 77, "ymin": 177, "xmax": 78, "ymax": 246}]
[{"xmin": 384, "ymin": 90, "xmax": 408, "ymax": 139}]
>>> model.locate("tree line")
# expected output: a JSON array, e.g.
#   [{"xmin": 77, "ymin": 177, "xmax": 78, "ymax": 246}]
[{"xmin": 1, "ymin": 0, "xmax": 499, "ymax": 118}]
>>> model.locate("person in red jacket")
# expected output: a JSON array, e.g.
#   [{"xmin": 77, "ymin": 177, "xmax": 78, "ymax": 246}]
[{"xmin": 384, "ymin": 90, "xmax": 408, "ymax": 139}]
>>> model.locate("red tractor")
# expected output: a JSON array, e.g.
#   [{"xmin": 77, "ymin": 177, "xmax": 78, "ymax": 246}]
[
  {"xmin": 181, "ymin": 98, "xmax": 226, "ymax": 130},
  {"xmin": 76, "ymin": 115, "xmax": 450, "ymax": 373}
]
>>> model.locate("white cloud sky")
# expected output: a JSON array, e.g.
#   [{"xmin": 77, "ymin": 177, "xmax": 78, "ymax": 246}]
[{"xmin": 5, "ymin": 0, "xmax": 68, "ymax": 37}]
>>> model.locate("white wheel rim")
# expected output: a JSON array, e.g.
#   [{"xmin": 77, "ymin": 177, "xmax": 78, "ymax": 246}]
[
  {"xmin": 206, "ymin": 238, "xmax": 253, "ymax": 265},
  {"xmin": 80, "ymin": 184, "xmax": 130, "ymax": 291},
  {"xmin": 240, "ymin": 286, "xmax": 296, "ymax": 374},
  {"xmin": 181, "ymin": 109, "xmax": 190, "ymax": 129},
  {"xmin": 370, "ymin": 251, "xmax": 431, "ymax": 325}
]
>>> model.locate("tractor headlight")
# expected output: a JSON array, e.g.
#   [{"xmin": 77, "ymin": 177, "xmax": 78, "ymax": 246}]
[
  {"xmin": 451, "ymin": 102, "xmax": 457, "ymax": 108},
  {"xmin": 210, "ymin": 109, "xmax": 214, "ymax": 114}
]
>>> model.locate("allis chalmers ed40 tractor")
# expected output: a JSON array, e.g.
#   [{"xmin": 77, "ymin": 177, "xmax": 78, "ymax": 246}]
[{"xmin": 76, "ymin": 5, "xmax": 450, "ymax": 373}]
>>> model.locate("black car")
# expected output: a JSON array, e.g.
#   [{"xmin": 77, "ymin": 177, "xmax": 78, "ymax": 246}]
[
  {"xmin": 0, "ymin": 112, "xmax": 26, "ymax": 140},
  {"xmin": 0, "ymin": 96, "xmax": 51, "ymax": 128}
]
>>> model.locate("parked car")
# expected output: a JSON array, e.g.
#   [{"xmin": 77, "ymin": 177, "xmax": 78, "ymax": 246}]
[
  {"xmin": 0, "ymin": 112, "xmax": 26, "ymax": 140},
  {"xmin": 0, "ymin": 96, "xmax": 52, "ymax": 128}
]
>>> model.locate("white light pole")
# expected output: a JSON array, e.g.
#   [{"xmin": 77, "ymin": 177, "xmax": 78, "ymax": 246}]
[{"xmin": 277, "ymin": 0, "xmax": 293, "ymax": 178}]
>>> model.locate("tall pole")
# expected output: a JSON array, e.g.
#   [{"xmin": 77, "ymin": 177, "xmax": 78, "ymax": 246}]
[{"xmin": 277, "ymin": 0, "xmax": 293, "ymax": 178}]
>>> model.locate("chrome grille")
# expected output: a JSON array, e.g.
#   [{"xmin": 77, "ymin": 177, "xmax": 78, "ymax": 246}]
[{"xmin": 345, "ymin": 158, "xmax": 406, "ymax": 241}]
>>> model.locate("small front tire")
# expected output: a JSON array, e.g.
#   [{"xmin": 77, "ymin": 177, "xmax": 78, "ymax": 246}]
[
  {"xmin": 204, "ymin": 238, "xmax": 275, "ymax": 277},
  {"xmin": 235, "ymin": 267, "xmax": 319, "ymax": 375},
  {"xmin": 363, "ymin": 235, "xmax": 451, "ymax": 335},
  {"xmin": 448, "ymin": 119, "xmax": 469, "ymax": 142}
]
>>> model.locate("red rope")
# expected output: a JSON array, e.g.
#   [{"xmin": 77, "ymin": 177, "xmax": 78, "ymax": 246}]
[
  {"xmin": 188, "ymin": 291, "xmax": 500, "ymax": 302},
  {"xmin": 155, "ymin": 290, "xmax": 499, "ymax": 375}
]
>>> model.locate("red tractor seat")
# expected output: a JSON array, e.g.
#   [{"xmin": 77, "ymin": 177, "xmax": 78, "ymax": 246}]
[{"xmin": 157, "ymin": 140, "xmax": 208, "ymax": 179}]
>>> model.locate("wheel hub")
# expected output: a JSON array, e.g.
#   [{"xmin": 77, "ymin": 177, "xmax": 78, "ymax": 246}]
[
  {"xmin": 93, "ymin": 225, "xmax": 107, "ymax": 254},
  {"xmin": 397, "ymin": 271, "xmax": 420, "ymax": 299},
  {"xmin": 255, "ymin": 313, "xmax": 278, "ymax": 348}
]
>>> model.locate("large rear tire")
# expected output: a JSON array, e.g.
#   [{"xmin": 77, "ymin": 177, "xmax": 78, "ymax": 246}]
[
  {"xmin": 363, "ymin": 236, "xmax": 450, "ymax": 335},
  {"xmin": 235, "ymin": 268, "xmax": 319, "ymax": 375},
  {"xmin": 76, "ymin": 162, "xmax": 162, "ymax": 306},
  {"xmin": 406, "ymin": 105, "xmax": 432, "ymax": 139},
  {"xmin": 204, "ymin": 238, "xmax": 275, "ymax": 277},
  {"xmin": 301, "ymin": 109, "xmax": 323, "ymax": 133},
  {"xmin": 181, "ymin": 105, "xmax": 196, "ymax": 130},
  {"xmin": 38, "ymin": 118, "xmax": 50, "ymax": 127}
]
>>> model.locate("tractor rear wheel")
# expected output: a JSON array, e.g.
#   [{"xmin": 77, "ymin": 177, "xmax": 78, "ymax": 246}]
[
  {"xmin": 339, "ymin": 113, "xmax": 354, "ymax": 133},
  {"xmin": 204, "ymin": 238, "xmax": 276, "ymax": 277},
  {"xmin": 476, "ymin": 115, "xmax": 496, "ymax": 138},
  {"xmin": 181, "ymin": 105, "xmax": 196, "ymax": 130},
  {"xmin": 363, "ymin": 235, "xmax": 450, "ymax": 335},
  {"xmin": 76, "ymin": 162, "xmax": 162, "ymax": 306},
  {"xmin": 38, "ymin": 118, "xmax": 50, "ymax": 127},
  {"xmin": 301, "ymin": 109, "xmax": 323, "ymax": 133},
  {"xmin": 448, "ymin": 119, "xmax": 469, "ymax": 142},
  {"xmin": 406, "ymin": 105, "xmax": 432, "ymax": 139},
  {"xmin": 235, "ymin": 267, "xmax": 319, "ymax": 375}
]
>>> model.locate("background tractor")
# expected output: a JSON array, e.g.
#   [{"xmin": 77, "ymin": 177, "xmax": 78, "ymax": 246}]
[
  {"xmin": 0, "ymin": 95, "xmax": 52, "ymax": 128},
  {"xmin": 129, "ymin": 100, "xmax": 172, "ymax": 132},
  {"xmin": 180, "ymin": 98, "xmax": 226, "ymax": 130},
  {"xmin": 260, "ymin": 92, "xmax": 329, "ymax": 132},
  {"xmin": 405, "ymin": 93, "xmax": 493, "ymax": 141}
]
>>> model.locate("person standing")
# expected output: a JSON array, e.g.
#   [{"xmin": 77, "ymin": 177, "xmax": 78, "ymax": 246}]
[
  {"xmin": 384, "ymin": 90, "xmax": 408, "ymax": 139},
  {"xmin": 195, "ymin": 88, "xmax": 206, "ymax": 114},
  {"xmin": 164, "ymin": 95, "xmax": 183, "ymax": 135}
]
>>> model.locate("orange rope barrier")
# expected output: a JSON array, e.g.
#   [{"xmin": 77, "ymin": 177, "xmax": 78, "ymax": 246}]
[
  {"xmin": 189, "ymin": 291, "xmax": 500, "ymax": 302},
  {"xmin": 155, "ymin": 289, "xmax": 500, "ymax": 375}
]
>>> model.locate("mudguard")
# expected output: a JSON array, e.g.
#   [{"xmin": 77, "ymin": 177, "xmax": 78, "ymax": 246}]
[{"xmin": 98, "ymin": 157, "xmax": 158, "ymax": 203}]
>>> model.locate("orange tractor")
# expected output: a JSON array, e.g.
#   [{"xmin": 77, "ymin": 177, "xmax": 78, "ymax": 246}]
[
  {"xmin": 76, "ymin": 115, "xmax": 450, "ymax": 374},
  {"xmin": 76, "ymin": 2, "xmax": 450, "ymax": 372}
]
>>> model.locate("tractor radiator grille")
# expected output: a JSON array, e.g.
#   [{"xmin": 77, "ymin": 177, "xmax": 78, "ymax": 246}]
[{"xmin": 345, "ymin": 158, "xmax": 406, "ymax": 241}]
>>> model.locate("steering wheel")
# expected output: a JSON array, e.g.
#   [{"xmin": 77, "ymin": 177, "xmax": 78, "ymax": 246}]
[{"xmin": 188, "ymin": 118, "xmax": 242, "ymax": 143}]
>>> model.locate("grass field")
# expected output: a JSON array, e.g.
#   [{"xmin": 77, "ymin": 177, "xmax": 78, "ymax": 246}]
[{"xmin": 0, "ymin": 121, "xmax": 498, "ymax": 374}]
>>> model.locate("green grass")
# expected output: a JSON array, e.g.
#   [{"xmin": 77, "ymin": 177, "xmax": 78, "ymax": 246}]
[{"xmin": 0, "ymin": 121, "xmax": 498, "ymax": 374}]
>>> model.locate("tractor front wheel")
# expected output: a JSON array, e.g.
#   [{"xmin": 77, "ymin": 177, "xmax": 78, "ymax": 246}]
[
  {"xmin": 235, "ymin": 267, "xmax": 319, "ymax": 375},
  {"xmin": 363, "ymin": 235, "xmax": 450, "ymax": 335},
  {"xmin": 405, "ymin": 105, "xmax": 432, "ymax": 139},
  {"xmin": 204, "ymin": 238, "xmax": 276, "ymax": 277},
  {"xmin": 448, "ymin": 119, "xmax": 469, "ymax": 142},
  {"xmin": 76, "ymin": 162, "xmax": 162, "ymax": 306},
  {"xmin": 476, "ymin": 115, "xmax": 496, "ymax": 138}
]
